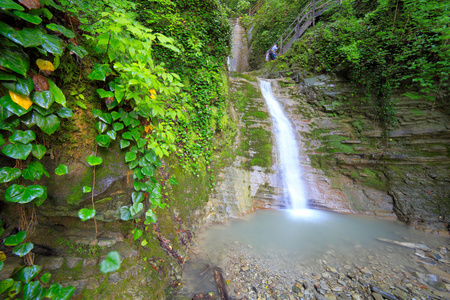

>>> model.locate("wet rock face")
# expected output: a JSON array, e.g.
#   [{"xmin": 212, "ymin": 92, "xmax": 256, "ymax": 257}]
[{"xmin": 273, "ymin": 73, "xmax": 449, "ymax": 233}]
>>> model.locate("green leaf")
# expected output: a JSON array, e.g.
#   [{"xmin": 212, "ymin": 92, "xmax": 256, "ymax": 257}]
[
  {"xmin": 76, "ymin": 101, "xmax": 87, "ymax": 109},
  {"xmin": 141, "ymin": 239, "xmax": 148, "ymax": 247},
  {"xmin": 88, "ymin": 64, "xmax": 111, "ymax": 81},
  {"xmin": 86, "ymin": 155, "xmax": 102, "ymax": 166},
  {"xmin": 100, "ymin": 251, "xmax": 121, "ymax": 274},
  {"xmin": 1, "ymin": 0, "xmax": 25, "ymax": 10},
  {"xmin": 82, "ymin": 186, "xmax": 92, "ymax": 193},
  {"xmin": 128, "ymin": 159, "xmax": 139, "ymax": 169},
  {"xmin": 141, "ymin": 165, "xmax": 155, "ymax": 176},
  {"xmin": 4, "ymin": 230, "xmax": 26, "ymax": 246},
  {"xmin": 22, "ymin": 161, "xmax": 49, "ymax": 181},
  {"xmin": 32, "ymin": 91, "xmax": 54, "ymax": 109},
  {"xmin": 35, "ymin": 113, "xmax": 60, "ymax": 135},
  {"xmin": 55, "ymin": 164, "xmax": 68, "ymax": 175},
  {"xmin": 42, "ymin": 34, "xmax": 63, "ymax": 56},
  {"xmin": 96, "ymin": 121, "xmax": 108, "ymax": 133},
  {"xmin": 106, "ymin": 130, "xmax": 116, "ymax": 140},
  {"xmin": 40, "ymin": 273, "xmax": 51, "ymax": 284},
  {"xmin": 23, "ymin": 281, "xmax": 46, "ymax": 299},
  {"xmin": 7, "ymin": 280, "xmax": 22, "ymax": 297},
  {"xmin": 99, "ymin": 112, "xmax": 112, "ymax": 124},
  {"xmin": 78, "ymin": 208, "xmax": 96, "ymax": 221},
  {"xmin": 0, "ymin": 167, "xmax": 21, "ymax": 183},
  {"xmin": 45, "ymin": 283, "xmax": 74, "ymax": 300},
  {"xmin": 125, "ymin": 151, "xmax": 137, "ymax": 163},
  {"xmin": 0, "ymin": 21, "xmax": 24, "ymax": 46},
  {"xmin": 137, "ymin": 138, "xmax": 146, "ymax": 148},
  {"xmin": 145, "ymin": 209, "xmax": 157, "ymax": 224},
  {"xmin": 0, "ymin": 70, "xmax": 17, "ymax": 81},
  {"xmin": 92, "ymin": 108, "xmax": 102, "ymax": 118},
  {"xmin": 68, "ymin": 43, "xmax": 88, "ymax": 58},
  {"xmin": 113, "ymin": 122, "xmax": 124, "ymax": 131},
  {"xmin": 46, "ymin": 23, "xmax": 75, "ymax": 38},
  {"xmin": 0, "ymin": 279, "xmax": 14, "ymax": 295},
  {"xmin": 56, "ymin": 107, "xmax": 73, "ymax": 118},
  {"xmin": 132, "ymin": 191, "xmax": 144, "ymax": 204},
  {"xmin": 96, "ymin": 88, "xmax": 114, "ymax": 99},
  {"xmin": 120, "ymin": 206, "xmax": 132, "ymax": 221},
  {"xmin": 9, "ymin": 129, "xmax": 36, "ymax": 144},
  {"xmin": 5, "ymin": 184, "xmax": 45, "ymax": 204},
  {"xmin": 169, "ymin": 176, "xmax": 178, "ymax": 185},
  {"xmin": 130, "ymin": 202, "xmax": 143, "ymax": 216},
  {"xmin": 34, "ymin": 186, "xmax": 47, "ymax": 207},
  {"xmin": 13, "ymin": 11, "xmax": 42, "ymax": 24},
  {"xmin": 95, "ymin": 134, "xmax": 111, "ymax": 148},
  {"xmin": 111, "ymin": 111, "xmax": 121, "ymax": 120},
  {"xmin": 20, "ymin": 27, "xmax": 44, "ymax": 47},
  {"xmin": 0, "ymin": 44, "xmax": 29, "ymax": 76},
  {"xmin": 41, "ymin": 8, "xmax": 53, "ymax": 20},
  {"xmin": 133, "ymin": 168, "xmax": 144, "ymax": 180},
  {"xmin": 122, "ymin": 131, "xmax": 133, "ymax": 140},
  {"xmin": 13, "ymin": 242, "xmax": 33, "ymax": 257},
  {"xmin": 31, "ymin": 144, "xmax": 46, "ymax": 159},
  {"xmin": 2, "ymin": 76, "xmax": 34, "ymax": 96},
  {"xmin": 48, "ymin": 79, "xmax": 66, "ymax": 106},
  {"xmin": 120, "ymin": 139, "xmax": 130, "ymax": 149},
  {"xmin": 2, "ymin": 143, "xmax": 32, "ymax": 160},
  {"xmin": 33, "ymin": 105, "xmax": 54, "ymax": 117},
  {"xmin": 133, "ymin": 229, "xmax": 142, "ymax": 241},
  {"xmin": 145, "ymin": 150, "xmax": 161, "ymax": 167},
  {"xmin": 0, "ymin": 134, "xmax": 4, "ymax": 146}
]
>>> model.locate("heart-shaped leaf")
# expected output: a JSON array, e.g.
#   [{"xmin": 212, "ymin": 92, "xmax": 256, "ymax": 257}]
[
  {"xmin": 13, "ymin": 265, "xmax": 41, "ymax": 284},
  {"xmin": 5, "ymin": 184, "xmax": 45, "ymax": 204},
  {"xmin": 128, "ymin": 159, "xmax": 139, "ymax": 169},
  {"xmin": 113, "ymin": 122, "xmax": 124, "ymax": 131},
  {"xmin": 120, "ymin": 139, "xmax": 130, "ymax": 149},
  {"xmin": 68, "ymin": 43, "xmax": 88, "ymax": 59},
  {"xmin": 4, "ymin": 231, "xmax": 26, "ymax": 246},
  {"xmin": 132, "ymin": 191, "xmax": 144, "ymax": 204},
  {"xmin": 57, "ymin": 107, "xmax": 73, "ymax": 118},
  {"xmin": 87, "ymin": 64, "xmax": 111, "ymax": 81},
  {"xmin": 137, "ymin": 138, "xmax": 146, "ymax": 148},
  {"xmin": 125, "ymin": 151, "xmax": 136, "ymax": 163},
  {"xmin": 119, "ymin": 206, "xmax": 132, "ymax": 221},
  {"xmin": 100, "ymin": 251, "xmax": 121, "ymax": 274},
  {"xmin": 111, "ymin": 111, "xmax": 121, "ymax": 120},
  {"xmin": 95, "ymin": 134, "xmax": 111, "ymax": 148},
  {"xmin": 96, "ymin": 88, "xmax": 114, "ymax": 99},
  {"xmin": 2, "ymin": 143, "xmax": 32, "ymax": 160},
  {"xmin": 45, "ymin": 283, "xmax": 75, "ymax": 299},
  {"xmin": 9, "ymin": 129, "xmax": 36, "ymax": 144},
  {"xmin": 82, "ymin": 186, "xmax": 92, "ymax": 193},
  {"xmin": 32, "ymin": 144, "xmax": 47, "ymax": 159},
  {"xmin": 96, "ymin": 121, "xmax": 108, "ymax": 133},
  {"xmin": 9, "ymin": 90, "xmax": 33, "ymax": 110},
  {"xmin": 35, "ymin": 113, "xmax": 60, "ymax": 135},
  {"xmin": 41, "ymin": 34, "xmax": 63, "ymax": 56},
  {"xmin": 99, "ymin": 112, "xmax": 112, "ymax": 124},
  {"xmin": 23, "ymin": 281, "xmax": 46, "ymax": 300},
  {"xmin": 40, "ymin": 272, "xmax": 51, "ymax": 284},
  {"xmin": 36, "ymin": 59, "xmax": 54, "ymax": 73},
  {"xmin": 33, "ymin": 105, "xmax": 54, "ymax": 117},
  {"xmin": 55, "ymin": 164, "xmax": 68, "ymax": 175},
  {"xmin": 0, "ymin": 278, "xmax": 14, "ymax": 295},
  {"xmin": 141, "ymin": 165, "xmax": 155, "ymax": 176},
  {"xmin": 0, "ymin": 94, "xmax": 32, "ymax": 117},
  {"xmin": 106, "ymin": 130, "xmax": 116, "ymax": 140},
  {"xmin": 32, "ymin": 91, "xmax": 54, "ymax": 109},
  {"xmin": 130, "ymin": 202, "xmax": 143, "ymax": 216},
  {"xmin": 86, "ymin": 155, "xmax": 102, "ymax": 166},
  {"xmin": 22, "ymin": 161, "xmax": 49, "ymax": 181},
  {"xmin": 133, "ymin": 168, "xmax": 143, "ymax": 180},
  {"xmin": 7, "ymin": 280, "xmax": 22, "ymax": 297},
  {"xmin": 133, "ymin": 229, "xmax": 142, "ymax": 241},
  {"xmin": 2, "ymin": 75, "xmax": 34, "ymax": 96},
  {"xmin": 47, "ymin": 79, "xmax": 66, "ymax": 106},
  {"xmin": 78, "ymin": 208, "xmax": 96, "ymax": 221},
  {"xmin": 0, "ymin": 43, "xmax": 29, "ymax": 76},
  {"xmin": 13, "ymin": 242, "xmax": 34, "ymax": 257},
  {"xmin": 0, "ymin": 167, "xmax": 21, "ymax": 183},
  {"xmin": 145, "ymin": 209, "xmax": 157, "ymax": 224}
]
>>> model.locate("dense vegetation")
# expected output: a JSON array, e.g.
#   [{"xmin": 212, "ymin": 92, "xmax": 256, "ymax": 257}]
[
  {"xmin": 238, "ymin": 0, "xmax": 449, "ymax": 125},
  {"xmin": 0, "ymin": 0, "xmax": 230, "ymax": 298}
]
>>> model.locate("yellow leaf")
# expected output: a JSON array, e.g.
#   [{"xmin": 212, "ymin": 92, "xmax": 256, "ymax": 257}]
[
  {"xmin": 148, "ymin": 89, "xmax": 157, "ymax": 100},
  {"xmin": 144, "ymin": 124, "xmax": 153, "ymax": 133},
  {"xmin": 9, "ymin": 90, "xmax": 33, "ymax": 110},
  {"xmin": 0, "ymin": 251, "xmax": 6, "ymax": 261},
  {"xmin": 36, "ymin": 59, "xmax": 55, "ymax": 72}
]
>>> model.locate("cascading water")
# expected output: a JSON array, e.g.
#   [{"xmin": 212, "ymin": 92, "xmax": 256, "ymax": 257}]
[{"xmin": 260, "ymin": 80, "xmax": 307, "ymax": 211}]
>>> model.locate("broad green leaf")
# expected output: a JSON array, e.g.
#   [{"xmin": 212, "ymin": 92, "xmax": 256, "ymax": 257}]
[
  {"xmin": 21, "ymin": 111, "xmax": 36, "ymax": 127},
  {"xmin": 82, "ymin": 186, "xmax": 92, "ymax": 193},
  {"xmin": 133, "ymin": 180, "xmax": 144, "ymax": 191},
  {"xmin": 35, "ymin": 113, "xmax": 60, "ymax": 135},
  {"xmin": 137, "ymin": 138, "xmax": 146, "ymax": 148},
  {"xmin": 145, "ymin": 150, "xmax": 161, "ymax": 166},
  {"xmin": 125, "ymin": 151, "xmax": 136, "ymax": 163},
  {"xmin": 100, "ymin": 251, "xmax": 121, "ymax": 274},
  {"xmin": 42, "ymin": 34, "xmax": 63, "ymax": 56},
  {"xmin": 0, "ymin": 21, "xmax": 25, "ymax": 46},
  {"xmin": 2, "ymin": 76, "xmax": 34, "ymax": 96},
  {"xmin": 145, "ymin": 209, "xmax": 157, "ymax": 224},
  {"xmin": 76, "ymin": 101, "xmax": 87, "ymax": 109},
  {"xmin": 111, "ymin": 111, "xmax": 121, "ymax": 120},
  {"xmin": 41, "ymin": 8, "xmax": 53, "ymax": 20},
  {"xmin": 48, "ymin": 79, "xmax": 66, "ymax": 106},
  {"xmin": 96, "ymin": 121, "xmax": 108, "ymax": 133},
  {"xmin": 32, "ymin": 91, "xmax": 54, "ymax": 109},
  {"xmin": 119, "ymin": 206, "xmax": 132, "ymax": 221},
  {"xmin": 0, "ymin": 134, "xmax": 4, "ymax": 146},
  {"xmin": 7, "ymin": 280, "xmax": 22, "ymax": 297},
  {"xmin": 13, "ymin": 242, "xmax": 33, "ymax": 257},
  {"xmin": 122, "ymin": 131, "xmax": 133, "ymax": 140},
  {"xmin": 23, "ymin": 281, "xmax": 46, "ymax": 299},
  {"xmin": 95, "ymin": 134, "xmax": 111, "ymax": 148},
  {"xmin": 33, "ymin": 105, "xmax": 54, "ymax": 117},
  {"xmin": 40, "ymin": 273, "xmax": 51, "ymax": 284},
  {"xmin": 106, "ymin": 130, "xmax": 116, "ymax": 140},
  {"xmin": 56, "ymin": 107, "xmax": 73, "ymax": 118},
  {"xmin": 55, "ymin": 164, "xmax": 68, "ymax": 175},
  {"xmin": 34, "ymin": 186, "xmax": 47, "ymax": 207},
  {"xmin": 132, "ymin": 191, "xmax": 144, "ymax": 204},
  {"xmin": 130, "ymin": 202, "xmax": 143, "ymax": 216},
  {"xmin": 96, "ymin": 88, "xmax": 114, "ymax": 99},
  {"xmin": 13, "ymin": 11, "xmax": 42, "ymax": 24},
  {"xmin": 31, "ymin": 144, "xmax": 46, "ymax": 159},
  {"xmin": 78, "ymin": 208, "xmax": 96, "ymax": 221},
  {"xmin": 4, "ymin": 230, "xmax": 26, "ymax": 246},
  {"xmin": 22, "ymin": 161, "xmax": 49, "ymax": 180},
  {"xmin": 169, "ymin": 176, "xmax": 178, "ymax": 185},
  {"xmin": 133, "ymin": 229, "xmax": 142, "ymax": 241},
  {"xmin": 45, "ymin": 283, "xmax": 74, "ymax": 300},
  {"xmin": 68, "ymin": 43, "xmax": 88, "ymax": 58},
  {"xmin": 0, "ymin": 44, "xmax": 29, "ymax": 76},
  {"xmin": 92, "ymin": 108, "xmax": 102, "ymax": 118},
  {"xmin": 128, "ymin": 159, "xmax": 139, "ymax": 169},
  {"xmin": 86, "ymin": 155, "xmax": 102, "ymax": 166},
  {"xmin": 9, "ymin": 129, "xmax": 36, "ymax": 144},
  {"xmin": 0, "ymin": 279, "xmax": 14, "ymax": 295},
  {"xmin": 0, "ymin": 94, "xmax": 32, "ymax": 116},
  {"xmin": 0, "ymin": 167, "xmax": 21, "ymax": 183},
  {"xmin": 46, "ymin": 23, "xmax": 75, "ymax": 38},
  {"xmin": 0, "ymin": 70, "xmax": 17, "ymax": 81},
  {"xmin": 113, "ymin": 122, "xmax": 124, "ymax": 131},
  {"xmin": 120, "ymin": 139, "xmax": 130, "ymax": 149},
  {"xmin": 1, "ymin": 0, "xmax": 25, "ymax": 10},
  {"xmin": 19, "ymin": 27, "xmax": 44, "ymax": 47},
  {"xmin": 2, "ymin": 143, "xmax": 32, "ymax": 160},
  {"xmin": 88, "ymin": 64, "xmax": 111, "ymax": 81},
  {"xmin": 99, "ymin": 112, "xmax": 112, "ymax": 124},
  {"xmin": 141, "ymin": 165, "xmax": 155, "ymax": 176},
  {"xmin": 5, "ymin": 184, "xmax": 45, "ymax": 204},
  {"xmin": 133, "ymin": 167, "xmax": 144, "ymax": 180}
]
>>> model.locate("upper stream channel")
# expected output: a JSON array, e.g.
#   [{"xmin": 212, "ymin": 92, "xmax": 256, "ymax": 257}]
[{"xmin": 181, "ymin": 80, "xmax": 450, "ymax": 300}]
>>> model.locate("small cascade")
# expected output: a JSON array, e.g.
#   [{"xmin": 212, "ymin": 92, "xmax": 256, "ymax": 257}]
[
  {"xmin": 228, "ymin": 18, "xmax": 248, "ymax": 72},
  {"xmin": 260, "ymin": 80, "xmax": 307, "ymax": 211}
]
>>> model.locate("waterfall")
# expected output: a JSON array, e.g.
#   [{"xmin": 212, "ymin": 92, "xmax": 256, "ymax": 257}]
[{"xmin": 260, "ymin": 80, "xmax": 307, "ymax": 211}]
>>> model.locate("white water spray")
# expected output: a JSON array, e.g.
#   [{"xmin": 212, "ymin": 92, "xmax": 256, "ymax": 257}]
[{"xmin": 260, "ymin": 80, "xmax": 307, "ymax": 211}]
